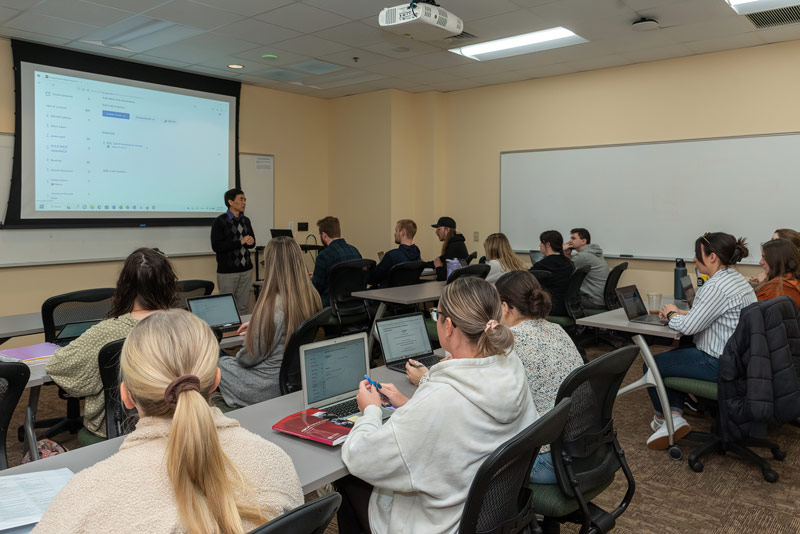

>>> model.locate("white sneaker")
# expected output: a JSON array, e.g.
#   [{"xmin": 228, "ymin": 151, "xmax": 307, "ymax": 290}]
[
  {"xmin": 650, "ymin": 416, "xmax": 664, "ymax": 432},
  {"xmin": 647, "ymin": 414, "xmax": 691, "ymax": 450}
]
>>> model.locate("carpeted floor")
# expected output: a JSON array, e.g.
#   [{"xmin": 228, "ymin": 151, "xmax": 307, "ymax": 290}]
[{"xmin": 5, "ymin": 342, "xmax": 800, "ymax": 533}]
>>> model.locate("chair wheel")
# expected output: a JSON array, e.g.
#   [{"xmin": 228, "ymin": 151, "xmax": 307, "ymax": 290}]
[
  {"xmin": 690, "ymin": 460, "xmax": 704, "ymax": 472},
  {"xmin": 772, "ymin": 449, "xmax": 787, "ymax": 461},
  {"xmin": 668, "ymin": 445, "xmax": 682, "ymax": 460},
  {"xmin": 763, "ymin": 469, "xmax": 779, "ymax": 483}
]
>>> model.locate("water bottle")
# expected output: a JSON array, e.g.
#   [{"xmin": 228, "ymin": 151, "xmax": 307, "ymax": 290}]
[
  {"xmin": 674, "ymin": 259, "xmax": 687, "ymax": 300},
  {"xmin": 695, "ymin": 266, "xmax": 704, "ymax": 288}
]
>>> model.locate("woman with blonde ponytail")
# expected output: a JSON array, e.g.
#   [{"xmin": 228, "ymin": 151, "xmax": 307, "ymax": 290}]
[
  {"xmin": 35, "ymin": 310, "xmax": 303, "ymax": 534},
  {"xmin": 338, "ymin": 277, "xmax": 539, "ymax": 534}
]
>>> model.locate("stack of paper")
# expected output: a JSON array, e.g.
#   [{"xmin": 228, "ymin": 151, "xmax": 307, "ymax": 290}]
[
  {"xmin": 0, "ymin": 343, "xmax": 58, "ymax": 366},
  {"xmin": 0, "ymin": 468, "xmax": 73, "ymax": 532}
]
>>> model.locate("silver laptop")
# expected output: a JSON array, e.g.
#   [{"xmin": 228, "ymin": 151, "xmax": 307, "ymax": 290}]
[
  {"xmin": 299, "ymin": 333, "xmax": 393, "ymax": 420},
  {"xmin": 186, "ymin": 293, "xmax": 242, "ymax": 337},
  {"xmin": 376, "ymin": 312, "xmax": 441, "ymax": 373},
  {"xmin": 616, "ymin": 285, "xmax": 668, "ymax": 325},
  {"xmin": 681, "ymin": 275, "xmax": 696, "ymax": 308}
]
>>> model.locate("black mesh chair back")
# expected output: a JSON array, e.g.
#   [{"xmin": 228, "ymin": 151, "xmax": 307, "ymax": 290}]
[
  {"xmin": 98, "ymin": 339, "xmax": 137, "ymax": 439},
  {"xmin": 529, "ymin": 269, "xmax": 552, "ymax": 284},
  {"xmin": 387, "ymin": 260, "xmax": 426, "ymax": 288},
  {"xmin": 279, "ymin": 307, "xmax": 333, "ymax": 395},
  {"xmin": 447, "ymin": 264, "xmax": 491, "ymax": 285},
  {"xmin": 564, "ymin": 266, "xmax": 591, "ymax": 320},
  {"xmin": 41, "ymin": 288, "xmax": 116, "ymax": 342},
  {"xmin": 328, "ymin": 259, "xmax": 376, "ymax": 322},
  {"xmin": 603, "ymin": 263, "xmax": 628, "ymax": 310},
  {"xmin": 176, "ymin": 279, "xmax": 214, "ymax": 309},
  {"xmin": 466, "ymin": 251, "xmax": 478, "ymax": 265},
  {"xmin": 547, "ymin": 345, "xmax": 638, "ymax": 532},
  {"xmin": 247, "ymin": 492, "xmax": 341, "ymax": 534},
  {"xmin": 0, "ymin": 361, "xmax": 30, "ymax": 470},
  {"xmin": 460, "ymin": 398, "xmax": 572, "ymax": 534}
]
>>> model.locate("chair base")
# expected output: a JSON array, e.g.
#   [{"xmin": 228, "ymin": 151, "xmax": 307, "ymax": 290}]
[
  {"xmin": 539, "ymin": 502, "xmax": 616, "ymax": 534},
  {"xmin": 682, "ymin": 430, "xmax": 784, "ymax": 483}
]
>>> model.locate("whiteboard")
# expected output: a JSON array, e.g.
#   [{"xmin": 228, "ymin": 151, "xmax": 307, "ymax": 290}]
[
  {"xmin": 0, "ymin": 144, "xmax": 274, "ymax": 267},
  {"xmin": 500, "ymin": 133, "xmax": 800, "ymax": 264}
]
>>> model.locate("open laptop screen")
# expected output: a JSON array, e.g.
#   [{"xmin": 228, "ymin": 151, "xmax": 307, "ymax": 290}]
[
  {"xmin": 187, "ymin": 294, "xmax": 240, "ymax": 328},
  {"xmin": 270, "ymin": 229, "xmax": 293, "ymax": 238},
  {"xmin": 303, "ymin": 336, "xmax": 367, "ymax": 406},
  {"xmin": 376, "ymin": 313, "xmax": 432, "ymax": 364},
  {"xmin": 681, "ymin": 275, "xmax": 696, "ymax": 307},
  {"xmin": 616, "ymin": 285, "xmax": 649, "ymax": 319},
  {"xmin": 56, "ymin": 320, "xmax": 100, "ymax": 341}
]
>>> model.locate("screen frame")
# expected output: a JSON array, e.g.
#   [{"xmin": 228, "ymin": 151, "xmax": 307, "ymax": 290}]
[{"xmin": 4, "ymin": 39, "xmax": 242, "ymax": 229}]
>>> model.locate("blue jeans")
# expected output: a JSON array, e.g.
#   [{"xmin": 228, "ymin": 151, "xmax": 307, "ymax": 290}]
[
  {"xmin": 529, "ymin": 452, "xmax": 557, "ymax": 484},
  {"xmin": 643, "ymin": 347, "xmax": 719, "ymax": 415}
]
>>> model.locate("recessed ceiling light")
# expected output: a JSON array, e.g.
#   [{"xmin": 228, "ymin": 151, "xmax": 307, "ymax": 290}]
[
  {"xmin": 261, "ymin": 54, "xmax": 278, "ymax": 59},
  {"xmin": 725, "ymin": 0, "xmax": 800, "ymax": 14},
  {"xmin": 449, "ymin": 27, "xmax": 587, "ymax": 61},
  {"xmin": 227, "ymin": 64, "xmax": 244, "ymax": 69}
]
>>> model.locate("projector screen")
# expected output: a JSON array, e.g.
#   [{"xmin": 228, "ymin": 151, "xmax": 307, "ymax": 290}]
[{"xmin": 5, "ymin": 40, "xmax": 241, "ymax": 228}]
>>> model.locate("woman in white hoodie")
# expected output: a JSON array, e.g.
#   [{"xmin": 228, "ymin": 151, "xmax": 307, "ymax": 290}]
[{"xmin": 339, "ymin": 277, "xmax": 539, "ymax": 534}]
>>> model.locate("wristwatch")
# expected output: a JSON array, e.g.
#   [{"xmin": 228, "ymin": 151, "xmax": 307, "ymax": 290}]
[{"xmin": 666, "ymin": 311, "xmax": 677, "ymax": 320}]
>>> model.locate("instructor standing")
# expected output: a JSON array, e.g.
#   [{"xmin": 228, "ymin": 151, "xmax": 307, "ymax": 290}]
[{"xmin": 211, "ymin": 188, "xmax": 255, "ymax": 314}]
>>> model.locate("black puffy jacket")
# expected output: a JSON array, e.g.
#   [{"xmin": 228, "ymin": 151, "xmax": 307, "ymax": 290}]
[{"xmin": 718, "ymin": 297, "xmax": 800, "ymax": 443}]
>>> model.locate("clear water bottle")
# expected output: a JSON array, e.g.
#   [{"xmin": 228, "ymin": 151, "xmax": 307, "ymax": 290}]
[{"xmin": 674, "ymin": 259, "xmax": 687, "ymax": 299}]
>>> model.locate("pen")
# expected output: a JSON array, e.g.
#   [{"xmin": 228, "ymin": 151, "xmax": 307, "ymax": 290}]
[
  {"xmin": 364, "ymin": 374, "xmax": 392, "ymax": 408},
  {"xmin": 364, "ymin": 374, "xmax": 382, "ymax": 389}
]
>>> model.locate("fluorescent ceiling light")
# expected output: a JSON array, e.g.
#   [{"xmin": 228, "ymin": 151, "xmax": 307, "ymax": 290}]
[
  {"xmin": 449, "ymin": 27, "xmax": 587, "ymax": 61},
  {"xmin": 725, "ymin": 0, "xmax": 800, "ymax": 14}
]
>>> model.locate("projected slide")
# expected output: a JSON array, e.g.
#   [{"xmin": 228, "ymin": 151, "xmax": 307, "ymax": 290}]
[{"xmin": 20, "ymin": 62, "xmax": 235, "ymax": 220}]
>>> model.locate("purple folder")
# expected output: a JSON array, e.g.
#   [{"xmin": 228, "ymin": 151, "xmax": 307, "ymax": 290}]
[{"xmin": 0, "ymin": 342, "xmax": 59, "ymax": 361}]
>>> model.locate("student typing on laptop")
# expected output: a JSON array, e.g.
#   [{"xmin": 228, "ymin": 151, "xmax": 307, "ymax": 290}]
[
  {"xmin": 643, "ymin": 232, "xmax": 755, "ymax": 450},
  {"xmin": 336, "ymin": 277, "xmax": 539, "ymax": 534}
]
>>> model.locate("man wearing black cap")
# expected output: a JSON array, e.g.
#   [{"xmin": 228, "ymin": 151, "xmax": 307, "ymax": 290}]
[{"xmin": 426, "ymin": 216, "xmax": 469, "ymax": 281}]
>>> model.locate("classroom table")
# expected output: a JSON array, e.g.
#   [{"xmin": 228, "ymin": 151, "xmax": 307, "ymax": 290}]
[
  {"xmin": 1, "ymin": 365, "xmax": 417, "ymax": 496},
  {"xmin": 352, "ymin": 281, "xmax": 445, "ymax": 353},
  {"xmin": 0, "ymin": 312, "xmax": 44, "ymax": 345},
  {"xmin": 576, "ymin": 298, "xmax": 689, "ymax": 456}
]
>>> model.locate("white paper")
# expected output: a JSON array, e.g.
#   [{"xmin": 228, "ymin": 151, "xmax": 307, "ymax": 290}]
[{"xmin": 0, "ymin": 468, "xmax": 73, "ymax": 530}]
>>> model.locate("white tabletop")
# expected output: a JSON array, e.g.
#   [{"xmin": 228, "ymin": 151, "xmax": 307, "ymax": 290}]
[
  {"xmin": 352, "ymin": 281, "xmax": 444, "ymax": 305},
  {"xmin": 576, "ymin": 298, "xmax": 688, "ymax": 340},
  {"xmin": 0, "ymin": 312, "xmax": 44, "ymax": 340}
]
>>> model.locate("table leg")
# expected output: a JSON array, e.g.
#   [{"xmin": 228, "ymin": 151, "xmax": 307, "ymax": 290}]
[
  {"xmin": 617, "ymin": 334, "xmax": 675, "ymax": 446},
  {"xmin": 24, "ymin": 385, "xmax": 41, "ymax": 461},
  {"xmin": 367, "ymin": 302, "xmax": 387, "ymax": 355}
]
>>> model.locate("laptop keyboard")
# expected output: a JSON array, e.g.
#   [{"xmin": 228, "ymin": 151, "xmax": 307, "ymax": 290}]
[
  {"xmin": 416, "ymin": 355, "xmax": 442, "ymax": 368},
  {"xmin": 324, "ymin": 398, "xmax": 360, "ymax": 418}
]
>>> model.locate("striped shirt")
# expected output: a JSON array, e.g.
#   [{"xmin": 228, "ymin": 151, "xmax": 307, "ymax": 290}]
[{"xmin": 669, "ymin": 268, "xmax": 756, "ymax": 358}]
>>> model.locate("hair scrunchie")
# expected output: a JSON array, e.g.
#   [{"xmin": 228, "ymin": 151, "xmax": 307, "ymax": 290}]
[
  {"xmin": 164, "ymin": 374, "xmax": 201, "ymax": 409},
  {"xmin": 484, "ymin": 319, "xmax": 499, "ymax": 332}
]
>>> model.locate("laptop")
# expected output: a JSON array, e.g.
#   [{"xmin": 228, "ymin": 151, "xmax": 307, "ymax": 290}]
[
  {"xmin": 54, "ymin": 320, "xmax": 100, "ymax": 346},
  {"xmin": 299, "ymin": 333, "xmax": 393, "ymax": 419},
  {"xmin": 376, "ymin": 312, "xmax": 442, "ymax": 373},
  {"xmin": 529, "ymin": 250, "xmax": 544, "ymax": 264},
  {"xmin": 446, "ymin": 258, "xmax": 469, "ymax": 279},
  {"xmin": 681, "ymin": 275, "xmax": 696, "ymax": 308},
  {"xmin": 186, "ymin": 293, "xmax": 242, "ymax": 337},
  {"xmin": 270, "ymin": 229, "xmax": 294, "ymax": 238},
  {"xmin": 616, "ymin": 285, "xmax": 668, "ymax": 325}
]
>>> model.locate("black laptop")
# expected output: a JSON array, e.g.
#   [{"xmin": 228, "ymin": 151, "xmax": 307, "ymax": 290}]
[
  {"xmin": 376, "ymin": 312, "xmax": 442, "ymax": 373},
  {"xmin": 186, "ymin": 293, "xmax": 242, "ymax": 337},
  {"xmin": 616, "ymin": 285, "xmax": 668, "ymax": 326},
  {"xmin": 54, "ymin": 320, "xmax": 101, "ymax": 346}
]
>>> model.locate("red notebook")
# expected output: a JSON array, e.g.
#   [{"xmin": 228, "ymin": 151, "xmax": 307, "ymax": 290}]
[{"xmin": 272, "ymin": 408, "xmax": 356, "ymax": 446}]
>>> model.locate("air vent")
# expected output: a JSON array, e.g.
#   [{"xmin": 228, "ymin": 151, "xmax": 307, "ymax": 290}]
[
  {"xmin": 445, "ymin": 31, "xmax": 478, "ymax": 41},
  {"xmin": 746, "ymin": 5, "xmax": 800, "ymax": 28},
  {"xmin": 384, "ymin": 8, "xmax": 396, "ymax": 25}
]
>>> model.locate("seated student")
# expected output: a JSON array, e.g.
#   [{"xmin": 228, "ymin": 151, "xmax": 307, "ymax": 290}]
[
  {"xmin": 369, "ymin": 219, "xmax": 422, "ymax": 288},
  {"xmin": 46, "ymin": 248, "xmax": 177, "ymax": 445},
  {"xmin": 751, "ymin": 228, "xmax": 800, "ymax": 284},
  {"xmin": 495, "ymin": 270, "xmax": 584, "ymax": 484},
  {"xmin": 34, "ymin": 310, "xmax": 303, "ymax": 534},
  {"xmin": 425, "ymin": 216, "xmax": 469, "ymax": 281},
  {"xmin": 531, "ymin": 230, "xmax": 575, "ymax": 316},
  {"xmin": 647, "ymin": 232, "xmax": 756, "ymax": 450},
  {"xmin": 218, "ymin": 237, "xmax": 322, "ymax": 408},
  {"xmin": 312, "ymin": 216, "xmax": 362, "ymax": 306},
  {"xmin": 337, "ymin": 277, "xmax": 539, "ymax": 534},
  {"xmin": 754, "ymin": 238, "xmax": 800, "ymax": 308},
  {"xmin": 564, "ymin": 227, "xmax": 610, "ymax": 308},
  {"xmin": 483, "ymin": 232, "xmax": 526, "ymax": 284}
]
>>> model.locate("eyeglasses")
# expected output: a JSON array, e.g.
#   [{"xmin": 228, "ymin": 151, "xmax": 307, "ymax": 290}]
[{"xmin": 430, "ymin": 307, "xmax": 457, "ymax": 328}]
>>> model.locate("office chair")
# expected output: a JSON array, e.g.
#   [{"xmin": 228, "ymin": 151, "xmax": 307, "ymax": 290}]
[
  {"xmin": 529, "ymin": 269, "xmax": 553, "ymax": 284},
  {"xmin": 176, "ymin": 279, "xmax": 214, "ymax": 309},
  {"xmin": 327, "ymin": 259, "xmax": 376, "ymax": 335},
  {"xmin": 447, "ymin": 264, "xmax": 491, "ymax": 284},
  {"xmin": 584, "ymin": 263, "xmax": 630, "ymax": 348},
  {"xmin": 531, "ymin": 345, "xmax": 638, "ymax": 534},
  {"xmin": 98, "ymin": 339, "xmax": 137, "ymax": 441},
  {"xmin": 466, "ymin": 251, "xmax": 478, "ymax": 265},
  {"xmin": 459, "ymin": 398, "xmax": 572, "ymax": 534},
  {"xmin": 384, "ymin": 260, "xmax": 426, "ymax": 315},
  {"xmin": 546, "ymin": 266, "xmax": 590, "ymax": 338},
  {"xmin": 0, "ymin": 361, "xmax": 30, "ymax": 470},
  {"xmin": 279, "ymin": 307, "xmax": 332, "ymax": 395},
  {"xmin": 247, "ymin": 492, "xmax": 341, "ymax": 534}
]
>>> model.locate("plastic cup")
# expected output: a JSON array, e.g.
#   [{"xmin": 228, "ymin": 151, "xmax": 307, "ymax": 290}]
[{"xmin": 647, "ymin": 292, "xmax": 662, "ymax": 314}]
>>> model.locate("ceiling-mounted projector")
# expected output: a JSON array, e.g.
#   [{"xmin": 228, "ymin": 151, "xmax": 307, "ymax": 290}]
[{"xmin": 379, "ymin": 1, "xmax": 463, "ymax": 40}]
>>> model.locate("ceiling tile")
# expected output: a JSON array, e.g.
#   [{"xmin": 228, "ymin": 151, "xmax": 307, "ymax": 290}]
[
  {"xmin": 258, "ymin": 68, "xmax": 308, "ymax": 81},
  {"xmin": 447, "ymin": 0, "xmax": 520, "ymax": 23},
  {"xmin": 192, "ymin": 0, "xmax": 292, "ymax": 17},
  {"xmin": 405, "ymin": 84, "xmax": 435, "ymax": 93},
  {"xmin": 30, "ymin": 0, "xmax": 132, "ymax": 26},
  {"xmin": 130, "ymin": 53, "xmax": 191, "ymax": 68},
  {"xmin": 405, "ymin": 50, "xmax": 473, "ymax": 68},
  {"xmin": 270, "ymin": 34, "xmax": 349, "ymax": 57},
  {"xmin": 303, "ymin": 0, "xmax": 387, "ymax": 20},
  {"xmin": 399, "ymin": 70, "xmax": 459, "ymax": 84},
  {"xmin": 0, "ymin": 26, "xmax": 69, "ymax": 44},
  {"xmin": 185, "ymin": 64, "xmax": 235, "ymax": 77},
  {"xmin": 440, "ymin": 61, "xmax": 511, "ymax": 79},
  {"xmin": 0, "ymin": 6, "xmax": 18, "ymax": 23},
  {"xmin": 68, "ymin": 39, "xmax": 137, "ymax": 56},
  {"xmin": 683, "ymin": 32, "xmax": 763, "ymax": 55},
  {"xmin": 195, "ymin": 55, "xmax": 267, "ymax": 72},
  {"xmin": 756, "ymin": 24, "xmax": 800, "ymax": 44},
  {"xmin": 361, "ymin": 60, "xmax": 427, "ymax": 75},
  {"xmin": 362, "ymin": 76, "xmax": 420, "ymax": 90},
  {"xmin": 213, "ymin": 18, "xmax": 300, "ymax": 45},
  {"xmin": 0, "ymin": 0, "xmax": 44, "ymax": 9},
  {"xmin": 660, "ymin": 15, "xmax": 756, "ymax": 43},
  {"xmin": 426, "ymin": 78, "xmax": 485, "ymax": 92},
  {"xmin": 233, "ymin": 45, "xmax": 312, "ymax": 67},
  {"xmin": 289, "ymin": 59, "xmax": 345, "ymax": 75},
  {"xmin": 520, "ymin": 62, "xmax": 579, "ymax": 79},
  {"xmin": 635, "ymin": 0, "xmax": 738, "ymax": 28},
  {"xmin": 313, "ymin": 20, "xmax": 385, "ymax": 48},
  {"xmin": 255, "ymin": 2, "xmax": 350, "ymax": 34},
  {"xmin": 3, "ymin": 12, "xmax": 98, "ymax": 39},
  {"xmin": 147, "ymin": 0, "xmax": 243, "ymax": 30},
  {"xmin": 464, "ymin": 8, "xmax": 548, "ymax": 41},
  {"xmin": 146, "ymin": 33, "xmax": 259, "ymax": 64},
  {"xmin": 314, "ymin": 71, "xmax": 384, "ymax": 89},
  {"xmin": 620, "ymin": 43, "xmax": 693, "ymax": 63},
  {"xmin": 569, "ymin": 54, "xmax": 632, "ymax": 72},
  {"xmin": 362, "ymin": 35, "xmax": 440, "ymax": 58},
  {"xmin": 318, "ymin": 48, "xmax": 391, "ymax": 68},
  {"xmin": 85, "ymin": 0, "xmax": 164, "ymax": 11}
]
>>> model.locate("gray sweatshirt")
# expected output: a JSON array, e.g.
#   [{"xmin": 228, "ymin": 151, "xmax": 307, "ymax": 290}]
[{"xmin": 571, "ymin": 243, "xmax": 610, "ymax": 308}]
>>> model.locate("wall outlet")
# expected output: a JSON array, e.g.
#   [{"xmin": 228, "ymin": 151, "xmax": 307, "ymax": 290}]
[
  {"xmin": 298, "ymin": 222, "xmax": 308, "ymax": 231},
  {"xmin": 473, "ymin": 231, "xmax": 479, "ymax": 242}
]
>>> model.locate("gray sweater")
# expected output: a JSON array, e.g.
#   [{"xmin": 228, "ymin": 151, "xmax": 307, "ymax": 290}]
[
  {"xmin": 218, "ymin": 304, "xmax": 286, "ymax": 407},
  {"xmin": 571, "ymin": 243, "xmax": 610, "ymax": 308}
]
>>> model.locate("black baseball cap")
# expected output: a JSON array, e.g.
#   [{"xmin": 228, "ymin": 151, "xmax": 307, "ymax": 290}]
[{"xmin": 431, "ymin": 216, "xmax": 456, "ymax": 229}]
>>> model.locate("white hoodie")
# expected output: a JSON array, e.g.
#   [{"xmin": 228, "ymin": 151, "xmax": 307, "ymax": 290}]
[{"xmin": 342, "ymin": 352, "xmax": 539, "ymax": 534}]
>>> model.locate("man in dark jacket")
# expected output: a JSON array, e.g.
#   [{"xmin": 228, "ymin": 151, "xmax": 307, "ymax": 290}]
[
  {"xmin": 425, "ymin": 216, "xmax": 469, "ymax": 281},
  {"xmin": 370, "ymin": 219, "xmax": 422, "ymax": 288},
  {"xmin": 210, "ymin": 188, "xmax": 256, "ymax": 314}
]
